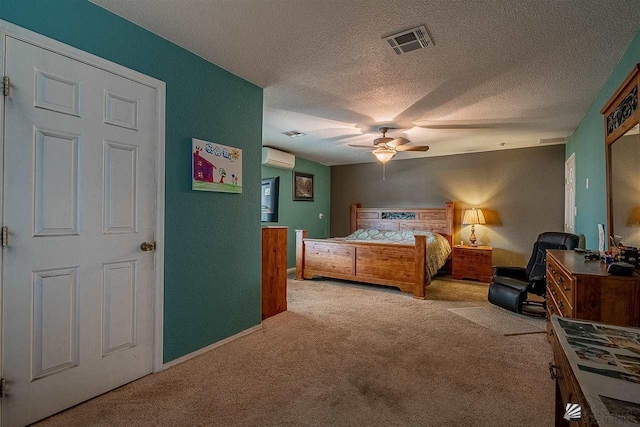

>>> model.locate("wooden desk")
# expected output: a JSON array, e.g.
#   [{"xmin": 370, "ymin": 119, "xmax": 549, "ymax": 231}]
[
  {"xmin": 546, "ymin": 250, "xmax": 640, "ymax": 338},
  {"xmin": 550, "ymin": 316, "xmax": 640, "ymax": 426}
]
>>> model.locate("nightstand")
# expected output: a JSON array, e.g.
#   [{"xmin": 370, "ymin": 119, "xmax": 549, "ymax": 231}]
[{"xmin": 452, "ymin": 245, "xmax": 493, "ymax": 283}]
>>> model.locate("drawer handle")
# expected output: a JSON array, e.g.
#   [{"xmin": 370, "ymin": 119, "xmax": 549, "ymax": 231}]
[
  {"xmin": 551, "ymin": 269, "xmax": 556, "ymax": 274},
  {"xmin": 558, "ymin": 301, "xmax": 564, "ymax": 308},
  {"xmin": 558, "ymin": 277, "xmax": 564, "ymax": 284},
  {"xmin": 549, "ymin": 362, "xmax": 562, "ymax": 380},
  {"xmin": 563, "ymin": 285, "xmax": 570, "ymax": 292}
]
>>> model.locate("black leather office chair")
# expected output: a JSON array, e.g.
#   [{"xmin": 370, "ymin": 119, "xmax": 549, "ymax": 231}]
[{"xmin": 488, "ymin": 232, "xmax": 580, "ymax": 314}]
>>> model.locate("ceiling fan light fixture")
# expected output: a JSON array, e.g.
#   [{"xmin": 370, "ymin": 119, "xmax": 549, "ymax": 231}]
[{"xmin": 372, "ymin": 147, "xmax": 396, "ymax": 164}]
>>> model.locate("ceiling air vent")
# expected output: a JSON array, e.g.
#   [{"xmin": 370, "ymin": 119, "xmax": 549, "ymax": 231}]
[
  {"xmin": 384, "ymin": 25, "xmax": 433, "ymax": 55},
  {"xmin": 538, "ymin": 137, "xmax": 567, "ymax": 145}
]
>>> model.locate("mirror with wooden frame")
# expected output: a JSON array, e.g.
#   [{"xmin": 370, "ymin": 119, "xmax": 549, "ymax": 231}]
[{"xmin": 601, "ymin": 64, "xmax": 640, "ymax": 249}]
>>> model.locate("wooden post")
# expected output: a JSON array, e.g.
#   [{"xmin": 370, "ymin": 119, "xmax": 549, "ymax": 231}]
[
  {"xmin": 413, "ymin": 234, "xmax": 427, "ymax": 299},
  {"xmin": 445, "ymin": 201, "xmax": 455, "ymax": 275},
  {"xmin": 444, "ymin": 201, "xmax": 455, "ymax": 244},
  {"xmin": 295, "ymin": 229, "xmax": 307, "ymax": 280},
  {"xmin": 261, "ymin": 227, "xmax": 287, "ymax": 320},
  {"xmin": 349, "ymin": 202, "xmax": 361, "ymax": 234}
]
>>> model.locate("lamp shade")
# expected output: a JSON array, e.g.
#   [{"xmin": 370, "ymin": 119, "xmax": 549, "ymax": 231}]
[
  {"xmin": 629, "ymin": 207, "xmax": 640, "ymax": 225},
  {"xmin": 372, "ymin": 147, "xmax": 396, "ymax": 164},
  {"xmin": 462, "ymin": 208, "xmax": 486, "ymax": 225}
]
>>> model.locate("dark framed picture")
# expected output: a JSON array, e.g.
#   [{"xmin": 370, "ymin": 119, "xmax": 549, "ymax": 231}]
[
  {"xmin": 261, "ymin": 177, "xmax": 279, "ymax": 222},
  {"xmin": 293, "ymin": 172, "xmax": 314, "ymax": 201}
]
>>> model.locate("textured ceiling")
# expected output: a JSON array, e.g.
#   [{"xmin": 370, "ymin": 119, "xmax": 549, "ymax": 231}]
[{"xmin": 92, "ymin": 0, "xmax": 640, "ymax": 165}]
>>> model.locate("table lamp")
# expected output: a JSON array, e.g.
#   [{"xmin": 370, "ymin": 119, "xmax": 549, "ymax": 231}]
[{"xmin": 463, "ymin": 208, "xmax": 486, "ymax": 247}]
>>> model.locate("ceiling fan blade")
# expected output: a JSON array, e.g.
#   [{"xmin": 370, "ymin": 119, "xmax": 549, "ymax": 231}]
[
  {"xmin": 373, "ymin": 137, "xmax": 394, "ymax": 145},
  {"xmin": 396, "ymin": 145, "xmax": 430, "ymax": 152},
  {"xmin": 417, "ymin": 124, "xmax": 496, "ymax": 130},
  {"xmin": 415, "ymin": 121, "xmax": 528, "ymax": 130},
  {"xmin": 387, "ymin": 137, "xmax": 410, "ymax": 147},
  {"xmin": 348, "ymin": 143, "xmax": 375, "ymax": 148}
]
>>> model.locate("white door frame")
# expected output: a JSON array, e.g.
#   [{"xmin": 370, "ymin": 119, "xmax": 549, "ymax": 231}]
[
  {"xmin": 565, "ymin": 152, "xmax": 576, "ymax": 233},
  {"xmin": 0, "ymin": 21, "xmax": 166, "ymax": 408}
]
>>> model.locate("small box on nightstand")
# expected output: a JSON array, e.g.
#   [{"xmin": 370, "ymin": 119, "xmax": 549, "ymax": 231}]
[{"xmin": 452, "ymin": 245, "xmax": 493, "ymax": 283}]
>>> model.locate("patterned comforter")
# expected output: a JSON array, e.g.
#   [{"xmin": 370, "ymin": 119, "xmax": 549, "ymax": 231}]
[{"xmin": 342, "ymin": 229, "xmax": 451, "ymax": 278}]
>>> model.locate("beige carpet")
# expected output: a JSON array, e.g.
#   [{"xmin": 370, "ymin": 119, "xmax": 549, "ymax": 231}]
[{"xmin": 37, "ymin": 277, "xmax": 553, "ymax": 427}]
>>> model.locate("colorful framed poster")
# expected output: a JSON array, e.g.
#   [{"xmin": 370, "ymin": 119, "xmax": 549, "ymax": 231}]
[{"xmin": 192, "ymin": 138, "xmax": 242, "ymax": 193}]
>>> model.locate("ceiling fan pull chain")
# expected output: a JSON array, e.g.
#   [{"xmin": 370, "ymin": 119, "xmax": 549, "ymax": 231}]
[{"xmin": 383, "ymin": 163, "xmax": 386, "ymax": 180}]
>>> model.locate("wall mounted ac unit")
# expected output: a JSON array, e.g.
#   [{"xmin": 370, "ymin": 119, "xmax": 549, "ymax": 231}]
[{"xmin": 262, "ymin": 147, "xmax": 295, "ymax": 169}]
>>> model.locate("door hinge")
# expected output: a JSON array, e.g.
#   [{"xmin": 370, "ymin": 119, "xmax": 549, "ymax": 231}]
[
  {"xmin": 1, "ymin": 226, "xmax": 8, "ymax": 247},
  {"xmin": 0, "ymin": 377, "xmax": 6, "ymax": 398},
  {"xmin": 3, "ymin": 76, "xmax": 9, "ymax": 96}
]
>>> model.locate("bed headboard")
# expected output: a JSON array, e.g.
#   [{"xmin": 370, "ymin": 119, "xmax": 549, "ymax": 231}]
[{"xmin": 349, "ymin": 202, "xmax": 455, "ymax": 247}]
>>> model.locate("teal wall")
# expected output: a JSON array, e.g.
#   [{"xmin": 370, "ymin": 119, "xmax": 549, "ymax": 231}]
[
  {"xmin": 565, "ymin": 30, "xmax": 639, "ymax": 249},
  {"xmin": 0, "ymin": 0, "xmax": 263, "ymax": 363},
  {"xmin": 262, "ymin": 157, "xmax": 331, "ymax": 267}
]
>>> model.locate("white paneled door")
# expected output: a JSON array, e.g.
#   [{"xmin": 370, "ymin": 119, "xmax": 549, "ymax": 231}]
[{"xmin": 2, "ymin": 33, "xmax": 162, "ymax": 427}]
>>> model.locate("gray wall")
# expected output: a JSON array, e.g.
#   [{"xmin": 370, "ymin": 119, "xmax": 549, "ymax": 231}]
[{"xmin": 331, "ymin": 145, "xmax": 565, "ymax": 266}]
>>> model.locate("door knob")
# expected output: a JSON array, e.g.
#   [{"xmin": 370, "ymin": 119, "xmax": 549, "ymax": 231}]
[{"xmin": 140, "ymin": 241, "xmax": 155, "ymax": 252}]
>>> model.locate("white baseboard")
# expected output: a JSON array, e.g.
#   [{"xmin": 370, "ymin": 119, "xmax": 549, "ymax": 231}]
[
  {"xmin": 287, "ymin": 267, "xmax": 296, "ymax": 274},
  {"xmin": 162, "ymin": 323, "xmax": 262, "ymax": 370}
]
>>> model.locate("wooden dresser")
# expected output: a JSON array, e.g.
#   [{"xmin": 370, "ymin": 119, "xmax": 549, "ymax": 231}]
[
  {"xmin": 452, "ymin": 245, "xmax": 493, "ymax": 283},
  {"xmin": 262, "ymin": 226, "xmax": 287, "ymax": 320},
  {"xmin": 546, "ymin": 249, "xmax": 640, "ymax": 336}
]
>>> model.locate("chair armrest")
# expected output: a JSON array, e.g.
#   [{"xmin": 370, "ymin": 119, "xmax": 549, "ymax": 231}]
[{"xmin": 493, "ymin": 266, "xmax": 527, "ymax": 281}]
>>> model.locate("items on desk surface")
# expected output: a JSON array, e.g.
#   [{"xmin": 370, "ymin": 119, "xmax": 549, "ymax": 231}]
[
  {"xmin": 598, "ymin": 224, "xmax": 606, "ymax": 253},
  {"xmin": 620, "ymin": 247, "xmax": 640, "ymax": 268},
  {"xmin": 608, "ymin": 235, "xmax": 640, "ymax": 269},
  {"xmin": 577, "ymin": 243, "xmax": 639, "ymax": 274},
  {"xmin": 608, "ymin": 262, "xmax": 636, "ymax": 276}
]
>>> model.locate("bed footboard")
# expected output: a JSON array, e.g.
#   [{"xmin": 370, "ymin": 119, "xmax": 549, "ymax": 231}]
[
  {"xmin": 295, "ymin": 230, "xmax": 430, "ymax": 298},
  {"xmin": 295, "ymin": 229, "xmax": 307, "ymax": 280}
]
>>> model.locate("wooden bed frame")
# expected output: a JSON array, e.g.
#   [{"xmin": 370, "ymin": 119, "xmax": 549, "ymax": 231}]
[{"xmin": 295, "ymin": 202, "xmax": 455, "ymax": 299}]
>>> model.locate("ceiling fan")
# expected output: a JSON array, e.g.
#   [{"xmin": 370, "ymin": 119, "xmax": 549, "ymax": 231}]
[{"xmin": 348, "ymin": 127, "xmax": 430, "ymax": 164}]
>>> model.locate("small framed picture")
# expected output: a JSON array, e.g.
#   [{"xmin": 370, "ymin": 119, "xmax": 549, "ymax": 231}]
[{"xmin": 293, "ymin": 172, "xmax": 314, "ymax": 202}]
